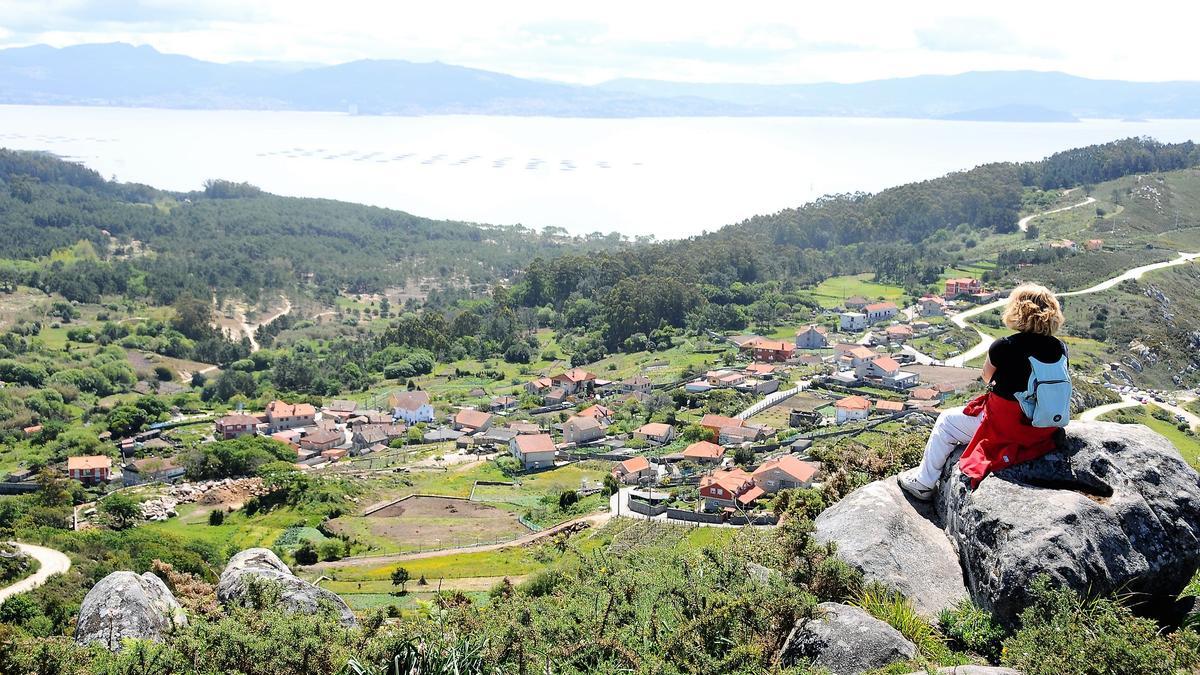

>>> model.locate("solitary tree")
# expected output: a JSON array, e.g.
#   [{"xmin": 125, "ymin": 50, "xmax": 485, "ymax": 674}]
[
  {"xmin": 391, "ymin": 566, "xmax": 411, "ymax": 594},
  {"xmin": 99, "ymin": 492, "xmax": 141, "ymax": 530}
]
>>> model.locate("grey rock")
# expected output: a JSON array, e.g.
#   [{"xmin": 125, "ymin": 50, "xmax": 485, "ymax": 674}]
[
  {"xmin": 75, "ymin": 571, "xmax": 186, "ymax": 650},
  {"xmin": 217, "ymin": 548, "xmax": 356, "ymax": 626},
  {"xmin": 781, "ymin": 602, "xmax": 916, "ymax": 674},
  {"xmin": 814, "ymin": 478, "xmax": 968, "ymax": 618},
  {"xmin": 937, "ymin": 421, "xmax": 1200, "ymax": 626}
]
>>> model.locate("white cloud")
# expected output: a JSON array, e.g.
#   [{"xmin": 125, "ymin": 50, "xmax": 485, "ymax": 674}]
[{"xmin": 2, "ymin": 0, "xmax": 1200, "ymax": 83}]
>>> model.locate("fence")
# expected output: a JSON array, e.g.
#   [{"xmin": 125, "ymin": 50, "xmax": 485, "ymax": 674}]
[
  {"xmin": 664, "ymin": 508, "xmax": 724, "ymax": 524},
  {"xmin": 737, "ymin": 380, "xmax": 811, "ymax": 420},
  {"xmin": 626, "ymin": 499, "xmax": 669, "ymax": 517}
]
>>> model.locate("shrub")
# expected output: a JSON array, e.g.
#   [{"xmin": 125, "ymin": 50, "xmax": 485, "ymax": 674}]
[
  {"xmin": 318, "ymin": 538, "xmax": 344, "ymax": 562},
  {"xmin": 154, "ymin": 365, "xmax": 173, "ymax": 381},
  {"xmin": 939, "ymin": 600, "xmax": 1005, "ymax": 663},
  {"xmin": 208, "ymin": 509, "xmax": 225, "ymax": 526},
  {"xmin": 293, "ymin": 540, "xmax": 318, "ymax": 566},
  {"xmin": 1001, "ymin": 576, "xmax": 1200, "ymax": 675}
]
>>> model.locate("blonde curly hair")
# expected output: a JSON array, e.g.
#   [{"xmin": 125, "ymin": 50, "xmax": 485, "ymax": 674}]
[{"xmin": 1001, "ymin": 284, "xmax": 1063, "ymax": 335}]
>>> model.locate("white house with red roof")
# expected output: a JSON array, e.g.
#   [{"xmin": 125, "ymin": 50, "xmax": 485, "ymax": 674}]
[
  {"xmin": 752, "ymin": 455, "xmax": 820, "ymax": 493},
  {"xmin": 864, "ymin": 301, "xmax": 899, "ymax": 323},
  {"xmin": 509, "ymin": 433, "xmax": 557, "ymax": 470},
  {"xmin": 67, "ymin": 455, "xmax": 112, "ymax": 484},
  {"xmin": 552, "ymin": 368, "xmax": 596, "ymax": 396},
  {"xmin": 835, "ymin": 395, "xmax": 872, "ymax": 424},
  {"xmin": 613, "ymin": 455, "xmax": 654, "ymax": 485}
]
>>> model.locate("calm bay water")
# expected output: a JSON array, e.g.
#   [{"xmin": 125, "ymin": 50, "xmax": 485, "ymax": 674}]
[{"xmin": 1, "ymin": 104, "xmax": 1198, "ymax": 237}]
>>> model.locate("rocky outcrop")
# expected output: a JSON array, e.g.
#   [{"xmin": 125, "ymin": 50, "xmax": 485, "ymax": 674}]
[
  {"xmin": 817, "ymin": 421, "xmax": 1200, "ymax": 629},
  {"xmin": 781, "ymin": 602, "xmax": 916, "ymax": 674},
  {"xmin": 814, "ymin": 479, "xmax": 968, "ymax": 618},
  {"xmin": 217, "ymin": 548, "xmax": 356, "ymax": 626},
  {"xmin": 938, "ymin": 421, "xmax": 1200, "ymax": 626},
  {"xmin": 76, "ymin": 571, "xmax": 186, "ymax": 650}
]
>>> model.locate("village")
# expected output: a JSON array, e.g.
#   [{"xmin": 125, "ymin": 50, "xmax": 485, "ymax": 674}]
[{"xmin": 38, "ymin": 277, "xmax": 996, "ymax": 530}]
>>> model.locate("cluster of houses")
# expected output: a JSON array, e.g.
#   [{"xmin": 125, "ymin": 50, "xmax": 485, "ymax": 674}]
[
  {"xmin": 683, "ymin": 364, "xmax": 781, "ymax": 396},
  {"xmin": 612, "ymin": 437, "xmax": 821, "ymax": 515}
]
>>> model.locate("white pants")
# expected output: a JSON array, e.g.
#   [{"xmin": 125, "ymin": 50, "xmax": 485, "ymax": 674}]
[{"xmin": 914, "ymin": 406, "xmax": 982, "ymax": 488}]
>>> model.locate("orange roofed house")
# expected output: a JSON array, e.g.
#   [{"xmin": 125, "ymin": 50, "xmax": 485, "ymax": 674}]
[
  {"xmin": 700, "ymin": 468, "xmax": 764, "ymax": 510},
  {"xmin": 752, "ymin": 455, "xmax": 820, "ymax": 493},
  {"xmin": 265, "ymin": 400, "xmax": 316, "ymax": 432},
  {"xmin": 453, "ymin": 408, "xmax": 494, "ymax": 433},
  {"xmin": 68, "ymin": 455, "xmax": 112, "ymax": 484},
  {"xmin": 509, "ymin": 433, "xmax": 557, "ymax": 470},
  {"xmin": 552, "ymin": 368, "xmax": 596, "ymax": 396},
  {"xmin": 613, "ymin": 455, "xmax": 654, "ymax": 484},
  {"xmin": 944, "ymin": 278, "xmax": 982, "ymax": 299},
  {"xmin": 863, "ymin": 301, "xmax": 899, "ymax": 324},
  {"xmin": 682, "ymin": 440, "xmax": 726, "ymax": 464},
  {"xmin": 215, "ymin": 413, "xmax": 261, "ymax": 440},
  {"xmin": 740, "ymin": 338, "xmax": 796, "ymax": 363},
  {"xmin": 835, "ymin": 395, "xmax": 872, "ymax": 424}
]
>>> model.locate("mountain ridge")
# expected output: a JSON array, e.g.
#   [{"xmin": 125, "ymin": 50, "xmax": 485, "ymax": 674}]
[{"xmin": 6, "ymin": 43, "xmax": 1200, "ymax": 119}]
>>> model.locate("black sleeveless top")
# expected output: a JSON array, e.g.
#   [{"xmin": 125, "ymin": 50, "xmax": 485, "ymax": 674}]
[{"xmin": 987, "ymin": 332, "xmax": 1066, "ymax": 400}]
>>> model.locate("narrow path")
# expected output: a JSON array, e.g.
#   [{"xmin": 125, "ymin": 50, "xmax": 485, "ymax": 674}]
[
  {"xmin": 1018, "ymin": 196, "xmax": 1096, "ymax": 232},
  {"xmin": 241, "ymin": 294, "xmax": 292, "ymax": 353},
  {"xmin": 0, "ymin": 542, "xmax": 71, "ymax": 602}
]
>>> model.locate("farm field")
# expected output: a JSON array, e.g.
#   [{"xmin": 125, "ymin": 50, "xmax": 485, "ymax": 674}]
[
  {"xmin": 803, "ymin": 273, "xmax": 906, "ymax": 309},
  {"xmin": 326, "ymin": 495, "xmax": 528, "ymax": 555}
]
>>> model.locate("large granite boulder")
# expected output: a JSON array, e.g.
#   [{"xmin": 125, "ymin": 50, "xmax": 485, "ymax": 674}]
[
  {"xmin": 781, "ymin": 602, "xmax": 916, "ymax": 674},
  {"xmin": 76, "ymin": 571, "xmax": 186, "ymax": 650},
  {"xmin": 217, "ymin": 548, "xmax": 356, "ymax": 626},
  {"xmin": 937, "ymin": 421, "xmax": 1200, "ymax": 626},
  {"xmin": 814, "ymin": 479, "xmax": 968, "ymax": 618}
]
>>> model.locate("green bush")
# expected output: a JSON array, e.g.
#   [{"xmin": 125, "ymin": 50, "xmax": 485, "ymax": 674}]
[
  {"xmin": 1001, "ymin": 576, "xmax": 1200, "ymax": 675},
  {"xmin": 208, "ymin": 508, "xmax": 225, "ymax": 526},
  {"xmin": 318, "ymin": 538, "xmax": 345, "ymax": 562},
  {"xmin": 938, "ymin": 600, "xmax": 1005, "ymax": 663}
]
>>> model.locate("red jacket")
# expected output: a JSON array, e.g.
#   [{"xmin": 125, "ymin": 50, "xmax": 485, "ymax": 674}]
[{"xmin": 958, "ymin": 392, "xmax": 1058, "ymax": 487}]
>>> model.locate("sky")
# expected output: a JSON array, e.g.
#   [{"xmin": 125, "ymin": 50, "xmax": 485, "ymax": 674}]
[{"xmin": 2, "ymin": 0, "xmax": 1199, "ymax": 84}]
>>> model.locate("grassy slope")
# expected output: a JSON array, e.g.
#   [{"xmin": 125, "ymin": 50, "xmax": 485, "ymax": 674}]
[{"xmin": 1099, "ymin": 404, "xmax": 1200, "ymax": 468}]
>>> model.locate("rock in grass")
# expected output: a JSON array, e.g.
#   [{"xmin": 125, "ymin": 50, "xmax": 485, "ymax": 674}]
[
  {"xmin": 76, "ymin": 571, "xmax": 186, "ymax": 650},
  {"xmin": 780, "ymin": 602, "xmax": 916, "ymax": 674},
  {"xmin": 217, "ymin": 548, "xmax": 357, "ymax": 627}
]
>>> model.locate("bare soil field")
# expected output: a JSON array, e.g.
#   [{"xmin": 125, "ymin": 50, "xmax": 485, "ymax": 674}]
[{"xmin": 327, "ymin": 496, "xmax": 528, "ymax": 552}]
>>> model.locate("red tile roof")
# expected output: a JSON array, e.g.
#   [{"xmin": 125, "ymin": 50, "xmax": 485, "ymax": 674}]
[
  {"xmin": 754, "ymin": 455, "xmax": 819, "ymax": 483},
  {"xmin": 454, "ymin": 409, "xmax": 493, "ymax": 429},
  {"xmin": 875, "ymin": 400, "xmax": 905, "ymax": 412},
  {"xmin": 577, "ymin": 404, "xmax": 613, "ymax": 419},
  {"xmin": 556, "ymin": 368, "xmax": 596, "ymax": 383},
  {"xmin": 835, "ymin": 395, "xmax": 871, "ymax": 411},
  {"xmin": 699, "ymin": 414, "xmax": 743, "ymax": 430},
  {"xmin": 267, "ymin": 400, "xmax": 316, "ymax": 418},
  {"xmin": 683, "ymin": 441, "xmax": 725, "ymax": 460},
  {"xmin": 618, "ymin": 456, "xmax": 650, "ymax": 474},
  {"xmin": 636, "ymin": 423, "xmax": 672, "ymax": 437},
  {"xmin": 871, "ymin": 356, "xmax": 901, "ymax": 373},
  {"xmin": 389, "ymin": 390, "xmax": 431, "ymax": 410},
  {"xmin": 864, "ymin": 301, "xmax": 898, "ymax": 313},
  {"xmin": 514, "ymin": 434, "xmax": 556, "ymax": 455},
  {"xmin": 67, "ymin": 455, "xmax": 112, "ymax": 470}
]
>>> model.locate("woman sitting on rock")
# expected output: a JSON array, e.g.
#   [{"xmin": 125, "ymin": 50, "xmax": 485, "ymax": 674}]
[{"xmin": 899, "ymin": 283, "xmax": 1069, "ymax": 500}]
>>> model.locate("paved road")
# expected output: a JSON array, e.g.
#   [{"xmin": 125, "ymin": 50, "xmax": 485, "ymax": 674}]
[
  {"xmin": 1018, "ymin": 196, "xmax": 1096, "ymax": 232},
  {"xmin": 945, "ymin": 250, "xmax": 1200, "ymax": 368},
  {"xmin": 1079, "ymin": 395, "xmax": 1140, "ymax": 421},
  {"xmin": 0, "ymin": 542, "xmax": 71, "ymax": 602}
]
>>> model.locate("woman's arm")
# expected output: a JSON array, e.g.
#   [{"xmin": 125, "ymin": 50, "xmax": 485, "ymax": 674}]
[{"xmin": 981, "ymin": 354, "xmax": 997, "ymax": 384}]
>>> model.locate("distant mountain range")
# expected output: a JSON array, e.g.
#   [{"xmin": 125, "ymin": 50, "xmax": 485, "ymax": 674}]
[{"xmin": 5, "ymin": 43, "xmax": 1200, "ymax": 120}]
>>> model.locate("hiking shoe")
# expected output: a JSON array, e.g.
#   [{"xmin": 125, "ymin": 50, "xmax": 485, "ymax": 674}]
[{"xmin": 898, "ymin": 469, "xmax": 935, "ymax": 502}]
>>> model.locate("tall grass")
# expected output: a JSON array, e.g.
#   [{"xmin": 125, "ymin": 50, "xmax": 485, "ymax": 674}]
[{"xmin": 854, "ymin": 582, "xmax": 948, "ymax": 661}]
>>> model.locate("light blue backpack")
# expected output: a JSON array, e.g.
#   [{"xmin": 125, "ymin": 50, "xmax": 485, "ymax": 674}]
[{"xmin": 1015, "ymin": 342, "xmax": 1072, "ymax": 428}]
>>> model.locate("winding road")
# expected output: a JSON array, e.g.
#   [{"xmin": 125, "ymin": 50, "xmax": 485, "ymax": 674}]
[
  {"xmin": 0, "ymin": 542, "xmax": 71, "ymax": 602},
  {"xmin": 1018, "ymin": 195, "xmax": 1096, "ymax": 232},
  {"xmin": 946, "ymin": 251, "xmax": 1200, "ymax": 368}
]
